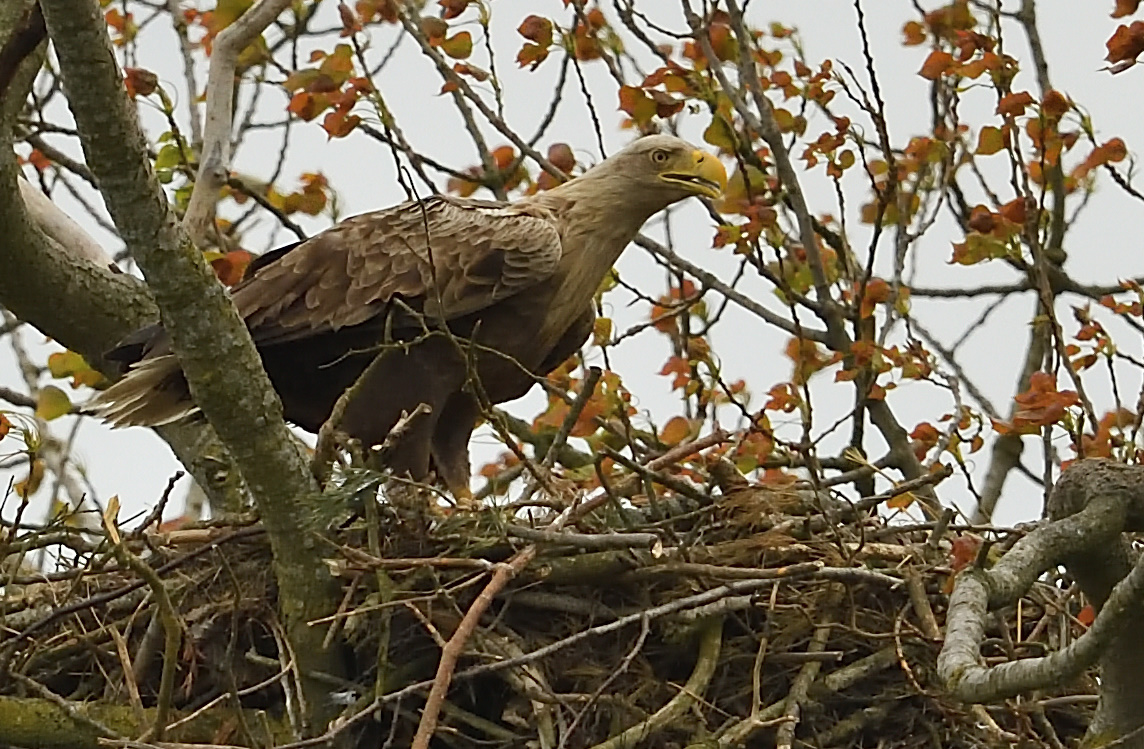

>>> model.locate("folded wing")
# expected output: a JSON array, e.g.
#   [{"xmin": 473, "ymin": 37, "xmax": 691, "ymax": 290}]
[{"xmin": 235, "ymin": 196, "xmax": 564, "ymax": 345}]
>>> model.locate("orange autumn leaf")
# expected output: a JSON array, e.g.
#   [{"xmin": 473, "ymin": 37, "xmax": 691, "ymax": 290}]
[
  {"xmin": 996, "ymin": 91, "xmax": 1035, "ymax": 117},
  {"xmin": 918, "ymin": 50, "xmax": 953, "ymax": 80},
  {"xmin": 976, "ymin": 125, "xmax": 1006, "ymax": 155},
  {"xmin": 859, "ymin": 278, "xmax": 892, "ymax": 319},
  {"xmin": 950, "ymin": 534, "xmax": 983, "ymax": 573},
  {"xmin": 992, "ymin": 371, "xmax": 1079, "ymax": 435},
  {"xmin": 438, "ymin": 0, "xmax": 469, "ymax": 19},
  {"xmin": 998, "ymin": 197, "xmax": 1028, "ymax": 225},
  {"xmin": 1113, "ymin": 0, "xmax": 1142, "ymax": 17},
  {"xmin": 1107, "ymin": 21, "xmax": 1144, "ymax": 69},
  {"xmin": 123, "ymin": 67, "xmax": 158, "ymax": 98},
  {"xmin": 211, "ymin": 250, "xmax": 254, "ymax": 286},
  {"xmin": 660, "ymin": 416, "xmax": 692, "ymax": 446},
  {"xmin": 1041, "ymin": 89, "xmax": 1070, "ymax": 119}
]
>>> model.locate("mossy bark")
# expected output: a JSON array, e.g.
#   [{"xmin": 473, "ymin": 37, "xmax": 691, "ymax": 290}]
[
  {"xmin": 0, "ymin": 0, "xmax": 345, "ymax": 732},
  {"xmin": 0, "ymin": 695, "xmax": 291, "ymax": 749}
]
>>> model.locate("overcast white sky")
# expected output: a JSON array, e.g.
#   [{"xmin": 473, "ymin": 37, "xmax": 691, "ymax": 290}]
[{"xmin": 3, "ymin": 1, "xmax": 1144, "ymax": 534}]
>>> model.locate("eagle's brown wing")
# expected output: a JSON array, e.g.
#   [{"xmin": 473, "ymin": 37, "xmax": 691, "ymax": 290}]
[{"xmin": 234, "ymin": 196, "xmax": 563, "ymax": 345}]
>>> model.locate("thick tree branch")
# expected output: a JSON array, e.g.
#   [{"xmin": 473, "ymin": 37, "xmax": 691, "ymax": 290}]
[
  {"xmin": 37, "ymin": 0, "xmax": 344, "ymax": 728},
  {"xmin": 939, "ymin": 461, "xmax": 1144, "ymax": 707},
  {"xmin": 183, "ymin": 0, "xmax": 293, "ymax": 247},
  {"xmin": 0, "ymin": 0, "xmax": 247, "ymax": 514},
  {"xmin": 0, "ymin": 695, "xmax": 289, "ymax": 749}
]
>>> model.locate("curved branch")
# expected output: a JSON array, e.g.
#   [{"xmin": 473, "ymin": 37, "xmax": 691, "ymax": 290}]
[
  {"xmin": 939, "ymin": 461, "xmax": 1144, "ymax": 704},
  {"xmin": 588, "ymin": 615, "xmax": 723, "ymax": 749}
]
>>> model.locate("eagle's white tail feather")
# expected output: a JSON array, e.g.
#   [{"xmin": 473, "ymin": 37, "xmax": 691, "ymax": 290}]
[{"xmin": 89, "ymin": 355, "xmax": 199, "ymax": 427}]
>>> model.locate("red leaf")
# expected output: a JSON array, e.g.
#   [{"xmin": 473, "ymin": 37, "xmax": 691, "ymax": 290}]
[
  {"xmin": 518, "ymin": 15, "xmax": 553, "ymax": 46},
  {"xmin": 438, "ymin": 0, "xmax": 469, "ymax": 19},
  {"xmin": 1041, "ymin": 89, "xmax": 1070, "ymax": 119},
  {"xmin": 1106, "ymin": 21, "xmax": 1144, "ymax": 67},
  {"xmin": 950, "ymin": 535, "xmax": 983, "ymax": 572},
  {"xmin": 210, "ymin": 250, "xmax": 254, "ymax": 286},
  {"xmin": 123, "ymin": 67, "xmax": 158, "ymax": 98},
  {"xmin": 338, "ymin": 2, "xmax": 361, "ymax": 35}
]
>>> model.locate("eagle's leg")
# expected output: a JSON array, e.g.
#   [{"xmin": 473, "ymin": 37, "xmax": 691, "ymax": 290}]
[
  {"xmin": 376, "ymin": 405, "xmax": 445, "ymax": 519},
  {"xmin": 429, "ymin": 392, "xmax": 480, "ymax": 508}
]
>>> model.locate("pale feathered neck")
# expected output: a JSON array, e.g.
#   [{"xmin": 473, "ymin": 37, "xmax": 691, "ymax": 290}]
[{"xmin": 524, "ymin": 166, "xmax": 668, "ymax": 235}]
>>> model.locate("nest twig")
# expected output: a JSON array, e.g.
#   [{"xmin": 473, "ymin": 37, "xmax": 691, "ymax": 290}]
[{"xmin": 1, "ymin": 460, "xmax": 1097, "ymax": 749}]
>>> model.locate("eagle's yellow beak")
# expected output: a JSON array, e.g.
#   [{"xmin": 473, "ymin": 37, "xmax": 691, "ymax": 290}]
[{"xmin": 661, "ymin": 149, "xmax": 727, "ymax": 199}]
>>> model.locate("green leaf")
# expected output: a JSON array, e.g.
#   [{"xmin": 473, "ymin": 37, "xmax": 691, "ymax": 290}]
[
  {"xmin": 703, "ymin": 114, "xmax": 736, "ymax": 151},
  {"xmin": 154, "ymin": 143, "xmax": 184, "ymax": 170},
  {"xmin": 976, "ymin": 126, "xmax": 1006, "ymax": 156},
  {"xmin": 36, "ymin": 386, "xmax": 71, "ymax": 421},
  {"xmin": 440, "ymin": 31, "xmax": 473, "ymax": 60}
]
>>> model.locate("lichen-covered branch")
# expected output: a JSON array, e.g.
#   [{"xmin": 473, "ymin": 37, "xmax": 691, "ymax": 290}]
[
  {"xmin": 0, "ymin": 0, "xmax": 247, "ymax": 514},
  {"xmin": 589, "ymin": 615, "xmax": 723, "ymax": 749},
  {"xmin": 0, "ymin": 695, "xmax": 288, "ymax": 749},
  {"xmin": 36, "ymin": 0, "xmax": 344, "ymax": 728},
  {"xmin": 939, "ymin": 460, "xmax": 1144, "ymax": 739}
]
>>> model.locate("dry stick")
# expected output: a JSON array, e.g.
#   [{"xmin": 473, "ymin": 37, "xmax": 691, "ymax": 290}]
[
  {"xmin": 108, "ymin": 625, "xmax": 146, "ymax": 719},
  {"xmin": 586, "ymin": 616, "xmax": 723, "ymax": 749},
  {"xmin": 574, "ymin": 428, "xmax": 730, "ymax": 518},
  {"xmin": 636, "ymin": 235, "xmax": 828, "ymax": 343},
  {"xmin": 717, "ymin": 645, "xmax": 899, "ymax": 747},
  {"xmin": 775, "ymin": 614, "xmax": 835, "ymax": 749},
  {"xmin": 310, "ymin": 339, "xmax": 431, "ymax": 484},
  {"xmin": 518, "ymin": 366, "xmax": 602, "ymax": 506},
  {"xmin": 683, "ymin": 0, "xmax": 838, "ymax": 337},
  {"xmin": 279, "ymin": 575, "xmax": 832, "ymax": 749},
  {"xmin": 102, "ymin": 509, "xmax": 182, "ymax": 741},
  {"xmin": 407, "ymin": 367, "xmax": 604, "ymax": 748},
  {"xmin": 393, "ymin": 4, "xmax": 504, "ymax": 200},
  {"xmin": 557, "ymin": 616, "xmax": 650, "ymax": 749},
  {"xmin": 504, "ymin": 524, "xmax": 657, "ymax": 550},
  {"xmin": 394, "ymin": 2, "xmax": 565, "ymax": 181},
  {"xmin": 182, "ymin": 0, "xmax": 293, "ymax": 247},
  {"xmin": 408, "ymin": 549, "xmax": 537, "ymax": 749},
  {"xmin": 905, "ymin": 567, "xmax": 942, "ymax": 640},
  {"xmin": 597, "ymin": 446, "xmax": 710, "ymax": 505},
  {"xmin": 166, "ymin": 0, "xmax": 202, "ymax": 146},
  {"xmin": 286, "ymin": 432, "xmax": 734, "ymax": 749},
  {"xmin": 8, "ymin": 527, "xmax": 261, "ymax": 650},
  {"xmin": 689, "ymin": 1, "xmax": 944, "ymax": 517}
]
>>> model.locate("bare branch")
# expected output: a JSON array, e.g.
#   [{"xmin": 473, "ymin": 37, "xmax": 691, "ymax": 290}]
[{"xmin": 183, "ymin": 0, "xmax": 293, "ymax": 247}]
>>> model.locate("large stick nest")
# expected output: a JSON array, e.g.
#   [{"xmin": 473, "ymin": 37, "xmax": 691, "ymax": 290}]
[{"xmin": 2, "ymin": 469, "xmax": 1096, "ymax": 749}]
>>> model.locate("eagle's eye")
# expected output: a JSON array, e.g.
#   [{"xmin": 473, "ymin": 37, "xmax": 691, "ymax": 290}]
[{"xmin": 650, "ymin": 149, "xmax": 670, "ymax": 165}]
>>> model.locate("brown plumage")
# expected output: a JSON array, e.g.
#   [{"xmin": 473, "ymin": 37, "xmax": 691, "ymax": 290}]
[{"xmin": 92, "ymin": 135, "xmax": 726, "ymax": 500}]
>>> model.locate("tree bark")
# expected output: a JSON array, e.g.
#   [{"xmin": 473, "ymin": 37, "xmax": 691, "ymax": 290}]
[
  {"xmin": 3, "ymin": 0, "xmax": 346, "ymax": 731},
  {"xmin": 0, "ymin": 695, "xmax": 290, "ymax": 749},
  {"xmin": 939, "ymin": 459, "xmax": 1144, "ymax": 747},
  {"xmin": 0, "ymin": 0, "xmax": 248, "ymax": 513},
  {"xmin": 1047, "ymin": 461, "xmax": 1144, "ymax": 745}
]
